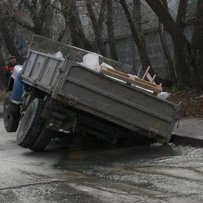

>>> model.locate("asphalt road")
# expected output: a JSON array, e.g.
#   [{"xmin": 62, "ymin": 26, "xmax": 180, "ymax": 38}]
[{"xmin": 0, "ymin": 119, "xmax": 203, "ymax": 203}]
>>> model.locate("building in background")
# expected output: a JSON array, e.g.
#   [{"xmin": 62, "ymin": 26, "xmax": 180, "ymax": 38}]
[{"xmin": 78, "ymin": 0, "xmax": 198, "ymax": 79}]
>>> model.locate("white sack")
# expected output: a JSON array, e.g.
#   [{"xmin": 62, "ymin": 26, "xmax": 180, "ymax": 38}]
[
  {"xmin": 53, "ymin": 51, "xmax": 65, "ymax": 60},
  {"xmin": 79, "ymin": 53, "xmax": 101, "ymax": 72},
  {"xmin": 157, "ymin": 92, "xmax": 171, "ymax": 100}
]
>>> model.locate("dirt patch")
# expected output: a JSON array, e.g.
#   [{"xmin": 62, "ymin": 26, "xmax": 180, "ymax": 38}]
[{"xmin": 168, "ymin": 88, "xmax": 203, "ymax": 118}]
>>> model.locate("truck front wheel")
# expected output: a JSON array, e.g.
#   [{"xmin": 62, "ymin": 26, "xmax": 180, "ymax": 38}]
[
  {"xmin": 3, "ymin": 92, "xmax": 20, "ymax": 132},
  {"xmin": 17, "ymin": 98, "xmax": 45, "ymax": 148}
]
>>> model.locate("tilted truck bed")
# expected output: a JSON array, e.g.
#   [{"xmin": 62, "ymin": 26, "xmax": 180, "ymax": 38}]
[{"xmin": 21, "ymin": 35, "xmax": 179, "ymax": 143}]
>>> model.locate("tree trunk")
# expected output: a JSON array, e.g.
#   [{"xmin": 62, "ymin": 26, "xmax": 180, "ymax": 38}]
[
  {"xmin": 120, "ymin": 0, "xmax": 152, "ymax": 74},
  {"xmin": 22, "ymin": 0, "xmax": 52, "ymax": 37},
  {"xmin": 144, "ymin": 0, "xmax": 194, "ymax": 86},
  {"xmin": 30, "ymin": 0, "xmax": 42, "ymax": 35},
  {"xmin": 57, "ymin": 23, "xmax": 68, "ymax": 42},
  {"xmin": 159, "ymin": 23, "xmax": 176, "ymax": 83},
  {"xmin": 107, "ymin": 0, "xmax": 118, "ymax": 60},
  {"xmin": 159, "ymin": 0, "xmax": 176, "ymax": 83},
  {"xmin": 176, "ymin": 0, "xmax": 188, "ymax": 32},
  {"xmin": 40, "ymin": 1, "xmax": 53, "ymax": 38},
  {"xmin": 191, "ymin": 0, "xmax": 203, "ymax": 87},
  {"xmin": 0, "ymin": 19, "xmax": 24, "ymax": 64},
  {"xmin": 133, "ymin": 0, "xmax": 141, "ymax": 32},
  {"xmin": 67, "ymin": 0, "xmax": 92, "ymax": 50},
  {"xmin": 173, "ymin": 43, "xmax": 193, "ymax": 87},
  {"xmin": 85, "ymin": 0, "xmax": 106, "ymax": 55},
  {"xmin": 174, "ymin": 0, "xmax": 195, "ymax": 87}
]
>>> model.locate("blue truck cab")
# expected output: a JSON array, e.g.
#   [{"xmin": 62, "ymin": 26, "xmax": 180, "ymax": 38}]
[
  {"xmin": 7, "ymin": 65, "xmax": 24, "ymax": 103},
  {"xmin": 3, "ymin": 65, "xmax": 23, "ymax": 132}
]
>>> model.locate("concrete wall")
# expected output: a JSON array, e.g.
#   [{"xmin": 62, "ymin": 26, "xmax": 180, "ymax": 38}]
[
  {"xmin": 103, "ymin": 0, "xmax": 197, "ymax": 79},
  {"xmin": 104, "ymin": 23, "xmax": 194, "ymax": 79}
]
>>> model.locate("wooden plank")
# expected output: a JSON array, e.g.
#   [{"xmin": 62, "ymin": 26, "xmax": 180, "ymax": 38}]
[
  {"xmin": 142, "ymin": 66, "xmax": 161, "ymax": 88},
  {"xmin": 101, "ymin": 66, "xmax": 130, "ymax": 78},
  {"xmin": 101, "ymin": 67, "xmax": 155, "ymax": 87},
  {"xmin": 151, "ymin": 74, "xmax": 156, "ymax": 83},
  {"xmin": 100, "ymin": 67, "xmax": 163, "ymax": 93},
  {"xmin": 142, "ymin": 66, "xmax": 150, "ymax": 80},
  {"xmin": 146, "ymin": 73, "xmax": 155, "ymax": 83},
  {"xmin": 101, "ymin": 66, "xmax": 161, "ymax": 88}
]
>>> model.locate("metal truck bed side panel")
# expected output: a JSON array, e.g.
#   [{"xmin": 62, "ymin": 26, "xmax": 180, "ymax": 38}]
[
  {"xmin": 56, "ymin": 65, "xmax": 178, "ymax": 142},
  {"xmin": 21, "ymin": 50, "xmax": 65, "ymax": 93}
]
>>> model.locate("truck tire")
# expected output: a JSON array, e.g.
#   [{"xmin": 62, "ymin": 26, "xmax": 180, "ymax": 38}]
[
  {"xmin": 30, "ymin": 127, "xmax": 52, "ymax": 152},
  {"xmin": 17, "ymin": 98, "xmax": 45, "ymax": 148},
  {"xmin": 3, "ymin": 92, "xmax": 20, "ymax": 132}
]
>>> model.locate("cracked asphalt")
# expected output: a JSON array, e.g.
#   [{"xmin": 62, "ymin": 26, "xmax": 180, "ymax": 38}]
[{"xmin": 0, "ymin": 119, "xmax": 202, "ymax": 203}]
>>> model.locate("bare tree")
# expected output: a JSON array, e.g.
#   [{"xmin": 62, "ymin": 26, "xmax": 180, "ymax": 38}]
[
  {"xmin": 0, "ymin": 1, "xmax": 24, "ymax": 63},
  {"xmin": 107, "ymin": 0, "xmax": 118, "ymax": 60},
  {"xmin": 158, "ymin": 0, "xmax": 176, "ymax": 83},
  {"xmin": 191, "ymin": 0, "xmax": 203, "ymax": 87},
  {"xmin": 85, "ymin": 0, "xmax": 107, "ymax": 55},
  {"xmin": 119, "ymin": 0, "xmax": 152, "ymax": 74},
  {"xmin": 133, "ymin": 0, "xmax": 142, "ymax": 32},
  {"xmin": 176, "ymin": 0, "xmax": 188, "ymax": 32},
  {"xmin": 20, "ymin": 0, "xmax": 54, "ymax": 37},
  {"xmin": 144, "ymin": 0, "xmax": 196, "ymax": 87},
  {"xmin": 59, "ymin": 0, "xmax": 92, "ymax": 50}
]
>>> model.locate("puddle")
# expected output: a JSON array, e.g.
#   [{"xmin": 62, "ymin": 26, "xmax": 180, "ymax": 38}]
[
  {"xmin": 54, "ymin": 143, "xmax": 203, "ymax": 199},
  {"xmin": 124, "ymin": 166, "xmax": 203, "ymax": 182}
]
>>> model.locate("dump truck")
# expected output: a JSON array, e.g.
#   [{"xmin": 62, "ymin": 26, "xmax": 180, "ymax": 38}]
[{"xmin": 3, "ymin": 35, "xmax": 180, "ymax": 151}]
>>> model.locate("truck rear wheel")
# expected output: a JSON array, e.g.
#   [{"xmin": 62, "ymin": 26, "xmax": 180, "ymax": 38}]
[
  {"xmin": 3, "ymin": 92, "xmax": 20, "ymax": 132},
  {"xmin": 17, "ymin": 98, "xmax": 45, "ymax": 148},
  {"xmin": 30, "ymin": 127, "xmax": 52, "ymax": 152}
]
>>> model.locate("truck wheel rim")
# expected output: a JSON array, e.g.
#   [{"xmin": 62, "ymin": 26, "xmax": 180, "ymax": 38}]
[{"xmin": 17, "ymin": 101, "xmax": 37, "ymax": 144}]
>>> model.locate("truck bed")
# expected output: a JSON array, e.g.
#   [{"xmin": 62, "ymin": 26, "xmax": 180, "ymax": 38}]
[{"xmin": 21, "ymin": 35, "xmax": 179, "ymax": 143}]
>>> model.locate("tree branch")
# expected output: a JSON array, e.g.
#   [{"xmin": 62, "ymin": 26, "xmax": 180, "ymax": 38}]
[
  {"xmin": 176, "ymin": 0, "xmax": 188, "ymax": 32},
  {"xmin": 107, "ymin": 0, "xmax": 118, "ymax": 60},
  {"xmin": 144, "ymin": 0, "xmax": 189, "ymax": 44},
  {"xmin": 98, "ymin": 0, "xmax": 107, "ymax": 30}
]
